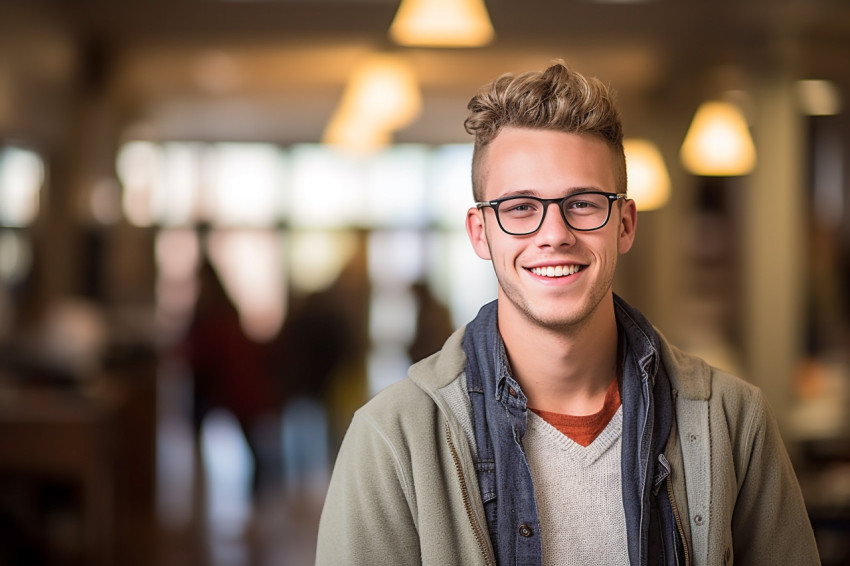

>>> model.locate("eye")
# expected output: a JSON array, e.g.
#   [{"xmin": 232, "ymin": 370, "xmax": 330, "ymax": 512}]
[
  {"xmin": 564, "ymin": 193, "xmax": 606, "ymax": 213},
  {"xmin": 501, "ymin": 199, "xmax": 539, "ymax": 215},
  {"xmin": 566, "ymin": 200, "xmax": 598, "ymax": 210}
]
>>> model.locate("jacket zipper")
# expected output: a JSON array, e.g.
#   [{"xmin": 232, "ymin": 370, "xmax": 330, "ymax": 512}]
[
  {"xmin": 666, "ymin": 475, "xmax": 691, "ymax": 566},
  {"xmin": 445, "ymin": 421, "xmax": 495, "ymax": 566}
]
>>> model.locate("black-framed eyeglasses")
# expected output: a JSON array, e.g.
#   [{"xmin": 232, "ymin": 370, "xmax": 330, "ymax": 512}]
[{"xmin": 475, "ymin": 191, "xmax": 627, "ymax": 236}]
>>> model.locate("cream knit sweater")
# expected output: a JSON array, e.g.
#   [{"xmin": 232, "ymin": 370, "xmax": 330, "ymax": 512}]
[{"xmin": 525, "ymin": 407, "xmax": 628, "ymax": 565}]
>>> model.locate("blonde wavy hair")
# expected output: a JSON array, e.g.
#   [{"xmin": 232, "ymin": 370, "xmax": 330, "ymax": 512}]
[{"xmin": 464, "ymin": 62, "xmax": 626, "ymax": 200}]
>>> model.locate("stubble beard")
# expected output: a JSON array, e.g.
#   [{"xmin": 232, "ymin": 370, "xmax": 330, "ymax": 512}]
[{"xmin": 495, "ymin": 256, "xmax": 617, "ymax": 335}]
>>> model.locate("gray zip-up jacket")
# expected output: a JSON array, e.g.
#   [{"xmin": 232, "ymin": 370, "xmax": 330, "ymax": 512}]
[{"xmin": 316, "ymin": 319, "xmax": 820, "ymax": 565}]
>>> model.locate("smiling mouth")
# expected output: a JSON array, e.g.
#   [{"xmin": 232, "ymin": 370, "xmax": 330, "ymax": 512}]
[{"xmin": 528, "ymin": 265, "xmax": 584, "ymax": 278}]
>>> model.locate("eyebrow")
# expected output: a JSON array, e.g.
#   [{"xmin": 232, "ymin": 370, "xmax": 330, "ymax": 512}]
[{"xmin": 494, "ymin": 186, "xmax": 602, "ymax": 199}]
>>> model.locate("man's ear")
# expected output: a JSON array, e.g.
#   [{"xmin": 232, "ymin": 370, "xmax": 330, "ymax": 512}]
[
  {"xmin": 466, "ymin": 207, "xmax": 492, "ymax": 260},
  {"xmin": 617, "ymin": 198, "xmax": 638, "ymax": 254}
]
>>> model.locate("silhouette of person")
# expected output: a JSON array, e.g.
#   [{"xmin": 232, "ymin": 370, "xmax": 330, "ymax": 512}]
[
  {"xmin": 271, "ymin": 233, "xmax": 372, "ymax": 458},
  {"xmin": 183, "ymin": 260, "xmax": 280, "ymax": 496},
  {"xmin": 407, "ymin": 281, "xmax": 454, "ymax": 364}
]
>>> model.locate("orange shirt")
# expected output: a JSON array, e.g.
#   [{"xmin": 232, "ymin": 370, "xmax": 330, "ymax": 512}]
[{"xmin": 530, "ymin": 378, "xmax": 621, "ymax": 447}]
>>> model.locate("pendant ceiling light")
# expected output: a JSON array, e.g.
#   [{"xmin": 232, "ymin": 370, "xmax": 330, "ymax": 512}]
[
  {"xmin": 624, "ymin": 139, "xmax": 671, "ymax": 211},
  {"xmin": 389, "ymin": 0, "xmax": 495, "ymax": 48},
  {"xmin": 680, "ymin": 100, "xmax": 756, "ymax": 176},
  {"xmin": 323, "ymin": 54, "xmax": 422, "ymax": 152}
]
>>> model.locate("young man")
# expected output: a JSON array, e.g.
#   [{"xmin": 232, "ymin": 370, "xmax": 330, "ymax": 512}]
[{"xmin": 315, "ymin": 63, "xmax": 820, "ymax": 565}]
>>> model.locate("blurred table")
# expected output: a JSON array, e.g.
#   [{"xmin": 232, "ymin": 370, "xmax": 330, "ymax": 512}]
[{"xmin": 0, "ymin": 365, "xmax": 156, "ymax": 566}]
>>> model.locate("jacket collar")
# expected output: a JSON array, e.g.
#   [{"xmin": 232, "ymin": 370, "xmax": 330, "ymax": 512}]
[
  {"xmin": 613, "ymin": 294, "xmax": 711, "ymax": 401},
  {"xmin": 408, "ymin": 323, "xmax": 467, "ymax": 390},
  {"xmin": 408, "ymin": 295, "xmax": 713, "ymax": 402},
  {"xmin": 657, "ymin": 335, "xmax": 712, "ymax": 400},
  {"xmin": 614, "ymin": 294, "xmax": 661, "ymax": 385}
]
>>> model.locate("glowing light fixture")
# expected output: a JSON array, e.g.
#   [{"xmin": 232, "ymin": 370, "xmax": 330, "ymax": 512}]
[
  {"xmin": 624, "ymin": 139, "xmax": 670, "ymax": 211},
  {"xmin": 389, "ymin": 0, "xmax": 495, "ymax": 47},
  {"xmin": 323, "ymin": 54, "xmax": 422, "ymax": 152},
  {"xmin": 323, "ymin": 116, "xmax": 392, "ymax": 152},
  {"xmin": 680, "ymin": 100, "xmax": 756, "ymax": 176}
]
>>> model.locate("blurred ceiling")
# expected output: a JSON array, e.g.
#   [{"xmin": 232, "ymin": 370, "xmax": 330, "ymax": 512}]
[{"xmin": 2, "ymin": 0, "xmax": 850, "ymax": 145}]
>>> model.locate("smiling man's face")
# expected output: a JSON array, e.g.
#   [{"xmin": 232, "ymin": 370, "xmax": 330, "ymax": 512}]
[{"xmin": 466, "ymin": 127, "xmax": 637, "ymax": 332}]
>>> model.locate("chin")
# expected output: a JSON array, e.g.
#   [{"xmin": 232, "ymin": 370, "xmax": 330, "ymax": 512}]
[
  {"xmin": 533, "ymin": 311, "xmax": 589, "ymax": 331},
  {"xmin": 513, "ymin": 301, "xmax": 589, "ymax": 331}
]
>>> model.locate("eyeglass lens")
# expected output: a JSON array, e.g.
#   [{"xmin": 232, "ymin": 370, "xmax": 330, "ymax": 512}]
[{"xmin": 496, "ymin": 193, "xmax": 612, "ymax": 234}]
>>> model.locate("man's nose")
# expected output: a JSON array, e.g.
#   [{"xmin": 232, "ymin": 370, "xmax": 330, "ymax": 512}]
[{"xmin": 534, "ymin": 202, "xmax": 576, "ymax": 245}]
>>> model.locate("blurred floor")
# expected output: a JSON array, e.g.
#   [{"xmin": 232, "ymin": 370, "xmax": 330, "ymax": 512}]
[
  {"xmin": 155, "ymin": 375, "xmax": 329, "ymax": 566},
  {"xmin": 155, "ymin": 484, "xmax": 326, "ymax": 566}
]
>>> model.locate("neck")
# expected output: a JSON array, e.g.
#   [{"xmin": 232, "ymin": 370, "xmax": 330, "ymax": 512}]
[{"xmin": 498, "ymin": 292, "xmax": 619, "ymax": 416}]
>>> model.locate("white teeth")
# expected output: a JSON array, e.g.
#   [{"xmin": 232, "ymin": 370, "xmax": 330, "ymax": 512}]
[{"xmin": 531, "ymin": 265, "xmax": 581, "ymax": 277}]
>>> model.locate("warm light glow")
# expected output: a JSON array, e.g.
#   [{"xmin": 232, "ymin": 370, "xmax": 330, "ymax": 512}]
[
  {"xmin": 323, "ymin": 54, "xmax": 422, "ymax": 152},
  {"xmin": 0, "ymin": 147, "xmax": 44, "ymax": 227},
  {"xmin": 797, "ymin": 80, "xmax": 842, "ymax": 116},
  {"xmin": 289, "ymin": 231, "xmax": 359, "ymax": 294},
  {"xmin": 389, "ymin": 0, "xmax": 495, "ymax": 47},
  {"xmin": 624, "ymin": 139, "xmax": 671, "ymax": 211},
  {"xmin": 206, "ymin": 230, "xmax": 286, "ymax": 342},
  {"xmin": 205, "ymin": 143, "xmax": 285, "ymax": 226},
  {"xmin": 117, "ymin": 141, "xmax": 160, "ymax": 226},
  {"xmin": 290, "ymin": 145, "xmax": 365, "ymax": 228},
  {"xmin": 323, "ymin": 118, "xmax": 392, "ymax": 153},
  {"xmin": 680, "ymin": 101, "xmax": 756, "ymax": 176},
  {"xmin": 158, "ymin": 143, "xmax": 204, "ymax": 226}
]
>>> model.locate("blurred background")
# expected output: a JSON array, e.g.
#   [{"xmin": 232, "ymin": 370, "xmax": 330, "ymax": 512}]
[{"xmin": 1, "ymin": 0, "xmax": 849, "ymax": 564}]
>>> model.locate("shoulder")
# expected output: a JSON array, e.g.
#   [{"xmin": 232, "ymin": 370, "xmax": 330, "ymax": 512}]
[
  {"xmin": 409, "ymin": 325, "xmax": 468, "ymax": 390},
  {"xmin": 352, "ymin": 327, "xmax": 469, "ymax": 441},
  {"xmin": 334, "ymin": 358, "xmax": 471, "ymax": 501},
  {"xmin": 658, "ymin": 331, "xmax": 760, "ymax": 405},
  {"xmin": 351, "ymin": 378, "xmax": 438, "ymax": 447},
  {"xmin": 659, "ymin": 333, "xmax": 771, "ymax": 451}
]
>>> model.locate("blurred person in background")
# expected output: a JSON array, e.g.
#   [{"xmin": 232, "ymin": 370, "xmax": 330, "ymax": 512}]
[
  {"xmin": 316, "ymin": 62, "xmax": 820, "ymax": 565},
  {"xmin": 272, "ymin": 233, "xmax": 372, "ymax": 454},
  {"xmin": 407, "ymin": 280, "xmax": 454, "ymax": 364},
  {"xmin": 184, "ymin": 260, "xmax": 282, "ymax": 498}
]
